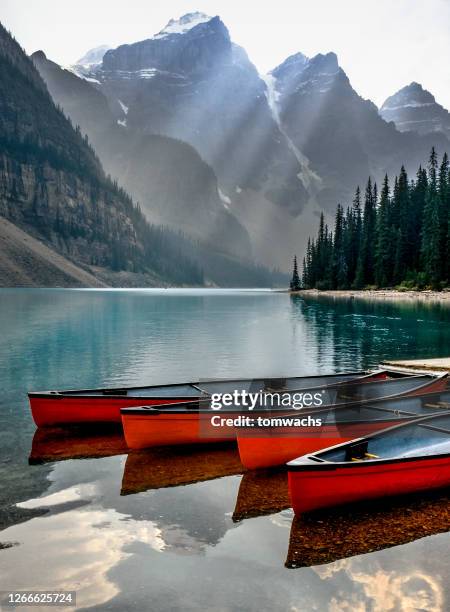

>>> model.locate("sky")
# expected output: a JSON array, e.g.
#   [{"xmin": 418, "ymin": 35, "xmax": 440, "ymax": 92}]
[{"xmin": 2, "ymin": 0, "xmax": 450, "ymax": 108}]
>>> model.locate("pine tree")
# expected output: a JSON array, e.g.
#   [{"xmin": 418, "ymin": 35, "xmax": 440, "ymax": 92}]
[
  {"xmin": 309, "ymin": 239, "xmax": 318, "ymax": 287},
  {"xmin": 421, "ymin": 148, "xmax": 442, "ymax": 287},
  {"xmin": 429, "ymin": 146, "xmax": 438, "ymax": 185},
  {"xmin": 346, "ymin": 186, "xmax": 362, "ymax": 286},
  {"xmin": 422, "ymin": 194, "xmax": 441, "ymax": 287},
  {"xmin": 438, "ymin": 152, "xmax": 449, "ymax": 283},
  {"xmin": 301, "ymin": 148, "xmax": 449, "ymax": 291},
  {"xmin": 447, "ymin": 209, "xmax": 450, "ymax": 285},
  {"xmin": 393, "ymin": 166, "xmax": 411, "ymax": 284},
  {"xmin": 303, "ymin": 239, "xmax": 312, "ymax": 288},
  {"xmin": 355, "ymin": 177, "xmax": 377, "ymax": 288},
  {"xmin": 332, "ymin": 204, "xmax": 347, "ymax": 288},
  {"xmin": 410, "ymin": 166, "xmax": 428, "ymax": 272},
  {"xmin": 375, "ymin": 175, "xmax": 391, "ymax": 287},
  {"xmin": 290, "ymin": 255, "xmax": 301, "ymax": 291},
  {"xmin": 302, "ymin": 256, "xmax": 307, "ymax": 289},
  {"xmin": 316, "ymin": 212, "xmax": 326, "ymax": 282}
]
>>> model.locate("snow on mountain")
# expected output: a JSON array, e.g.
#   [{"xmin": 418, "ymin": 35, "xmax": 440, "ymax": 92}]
[
  {"xmin": 88, "ymin": 12, "xmax": 309, "ymax": 221},
  {"xmin": 76, "ymin": 45, "xmax": 111, "ymax": 67},
  {"xmin": 154, "ymin": 12, "xmax": 213, "ymax": 38},
  {"xmin": 218, "ymin": 188, "xmax": 231, "ymax": 207},
  {"xmin": 70, "ymin": 45, "xmax": 111, "ymax": 79},
  {"xmin": 118, "ymin": 100, "xmax": 128, "ymax": 114}
]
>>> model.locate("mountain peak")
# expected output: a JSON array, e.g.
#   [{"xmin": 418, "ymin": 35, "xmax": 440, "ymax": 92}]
[
  {"xmin": 154, "ymin": 12, "xmax": 214, "ymax": 39},
  {"xmin": 31, "ymin": 50, "xmax": 47, "ymax": 62},
  {"xmin": 308, "ymin": 51, "xmax": 339, "ymax": 72},
  {"xmin": 282, "ymin": 51, "xmax": 309, "ymax": 66},
  {"xmin": 380, "ymin": 83, "xmax": 450, "ymax": 138},
  {"xmin": 381, "ymin": 83, "xmax": 437, "ymax": 111},
  {"xmin": 272, "ymin": 50, "xmax": 341, "ymax": 83},
  {"xmin": 100, "ymin": 12, "xmax": 230, "ymax": 74},
  {"xmin": 395, "ymin": 81, "xmax": 435, "ymax": 102},
  {"xmin": 271, "ymin": 52, "xmax": 309, "ymax": 76}
]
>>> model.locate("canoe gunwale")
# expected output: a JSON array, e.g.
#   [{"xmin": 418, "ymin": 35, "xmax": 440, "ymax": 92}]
[
  {"xmin": 26, "ymin": 370, "xmax": 377, "ymax": 399},
  {"xmin": 287, "ymin": 449, "xmax": 450, "ymax": 471},
  {"xmin": 280, "ymin": 368, "xmax": 410, "ymax": 394},
  {"xmin": 287, "ymin": 411, "xmax": 450, "ymax": 471},
  {"xmin": 27, "ymin": 392, "xmax": 204, "ymax": 401},
  {"xmin": 120, "ymin": 374, "xmax": 449, "ymax": 417}
]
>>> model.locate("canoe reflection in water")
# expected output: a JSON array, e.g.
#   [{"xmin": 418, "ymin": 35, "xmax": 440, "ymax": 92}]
[
  {"xmin": 121, "ymin": 443, "xmax": 243, "ymax": 495},
  {"xmin": 232, "ymin": 469, "xmax": 290, "ymax": 522},
  {"xmin": 29, "ymin": 425, "xmax": 127, "ymax": 464},
  {"xmin": 285, "ymin": 489, "xmax": 450, "ymax": 568}
]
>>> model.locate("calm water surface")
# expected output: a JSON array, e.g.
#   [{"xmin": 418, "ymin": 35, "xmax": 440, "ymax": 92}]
[{"xmin": 0, "ymin": 289, "xmax": 450, "ymax": 611}]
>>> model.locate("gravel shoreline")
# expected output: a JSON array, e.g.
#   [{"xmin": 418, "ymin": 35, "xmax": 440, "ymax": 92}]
[{"xmin": 291, "ymin": 289, "xmax": 450, "ymax": 301}]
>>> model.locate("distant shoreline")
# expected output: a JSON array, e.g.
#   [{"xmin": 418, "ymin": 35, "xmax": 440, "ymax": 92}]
[{"xmin": 290, "ymin": 289, "xmax": 450, "ymax": 301}]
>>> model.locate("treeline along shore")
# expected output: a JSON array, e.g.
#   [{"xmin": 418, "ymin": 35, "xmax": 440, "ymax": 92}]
[{"xmin": 294, "ymin": 148, "xmax": 450, "ymax": 292}]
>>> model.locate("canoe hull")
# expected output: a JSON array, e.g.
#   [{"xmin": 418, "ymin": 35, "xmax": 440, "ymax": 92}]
[
  {"xmin": 122, "ymin": 412, "xmax": 233, "ymax": 449},
  {"xmin": 28, "ymin": 395, "xmax": 194, "ymax": 427},
  {"xmin": 288, "ymin": 455, "xmax": 450, "ymax": 514},
  {"xmin": 29, "ymin": 371, "xmax": 447, "ymax": 431},
  {"xmin": 236, "ymin": 375, "xmax": 449, "ymax": 469},
  {"xmin": 237, "ymin": 420, "xmax": 405, "ymax": 469},
  {"xmin": 25, "ymin": 370, "xmax": 395, "ymax": 428}
]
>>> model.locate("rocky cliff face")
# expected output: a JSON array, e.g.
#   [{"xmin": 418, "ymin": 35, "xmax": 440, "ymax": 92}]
[
  {"xmin": 270, "ymin": 52, "xmax": 450, "ymax": 208},
  {"xmin": 0, "ymin": 21, "xmax": 203, "ymax": 285},
  {"xmin": 1, "ymin": 21, "xmax": 284, "ymax": 286},
  {"xmin": 68, "ymin": 11, "xmax": 450, "ymax": 270},
  {"xmin": 32, "ymin": 50, "xmax": 114, "ymax": 140},
  {"xmin": 117, "ymin": 134, "xmax": 252, "ymax": 257},
  {"xmin": 0, "ymin": 153, "xmax": 139, "ymax": 268},
  {"xmin": 32, "ymin": 49, "xmax": 252, "ymax": 260},
  {"xmin": 0, "ymin": 24, "xmax": 45, "ymax": 92},
  {"xmin": 86, "ymin": 12, "xmax": 309, "ymax": 216},
  {"xmin": 380, "ymin": 82, "xmax": 450, "ymax": 140},
  {"xmin": 102, "ymin": 14, "xmax": 230, "ymax": 74}
]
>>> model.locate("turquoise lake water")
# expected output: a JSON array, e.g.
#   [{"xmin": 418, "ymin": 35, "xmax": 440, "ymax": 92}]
[{"xmin": 0, "ymin": 289, "xmax": 449, "ymax": 610}]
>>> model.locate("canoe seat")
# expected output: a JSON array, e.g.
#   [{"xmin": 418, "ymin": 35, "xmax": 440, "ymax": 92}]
[{"xmin": 345, "ymin": 440, "xmax": 368, "ymax": 461}]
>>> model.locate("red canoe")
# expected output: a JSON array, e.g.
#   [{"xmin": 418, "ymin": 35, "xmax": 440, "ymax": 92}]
[
  {"xmin": 28, "ymin": 370, "xmax": 384, "ymax": 427},
  {"xmin": 236, "ymin": 374, "xmax": 449, "ymax": 469},
  {"xmin": 121, "ymin": 373, "xmax": 448, "ymax": 450},
  {"xmin": 287, "ymin": 411, "xmax": 450, "ymax": 515}
]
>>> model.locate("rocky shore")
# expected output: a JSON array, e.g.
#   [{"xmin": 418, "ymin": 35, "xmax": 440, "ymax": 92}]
[{"xmin": 292, "ymin": 288, "xmax": 450, "ymax": 301}]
